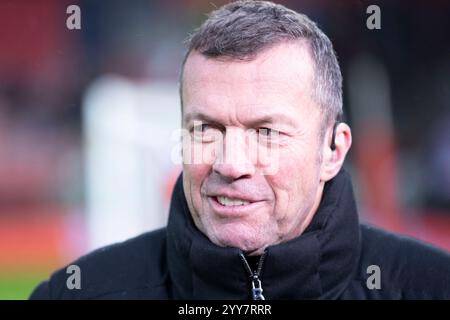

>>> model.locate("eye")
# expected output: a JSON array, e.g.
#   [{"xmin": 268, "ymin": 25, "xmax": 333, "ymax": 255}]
[
  {"xmin": 192, "ymin": 123, "xmax": 221, "ymax": 142},
  {"xmin": 193, "ymin": 123, "xmax": 210, "ymax": 133},
  {"xmin": 257, "ymin": 127, "xmax": 280, "ymax": 137}
]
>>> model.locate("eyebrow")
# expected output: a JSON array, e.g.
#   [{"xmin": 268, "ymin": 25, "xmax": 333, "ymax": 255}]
[
  {"xmin": 183, "ymin": 111, "xmax": 298, "ymax": 128},
  {"xmin": 184, "ymin": 113, "xmax": 223, "ymax": 128}
]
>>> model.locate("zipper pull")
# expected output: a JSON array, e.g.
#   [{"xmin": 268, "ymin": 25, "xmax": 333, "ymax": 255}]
[
  {"xmin": 240, "ymin": 251, "xmax": 267, "ymax": 300},
  {"xmin": 251, "ymin": 275, "xmax": 265, "ymax": 300}
]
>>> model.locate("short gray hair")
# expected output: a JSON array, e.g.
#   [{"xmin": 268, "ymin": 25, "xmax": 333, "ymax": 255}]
[{"xmin": 180, "ymin": 0, "xmax": 343, "ymax": 130}]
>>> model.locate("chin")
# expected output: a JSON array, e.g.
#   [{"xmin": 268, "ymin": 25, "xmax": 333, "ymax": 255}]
[{"xmin": 213, "ymin": 225, "xmax": 267, "ymax": 253}]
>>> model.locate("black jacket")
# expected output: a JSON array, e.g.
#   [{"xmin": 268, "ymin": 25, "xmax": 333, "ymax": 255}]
[{"xmin": 30, "ymin": 170, "xmax": 450, "ymax": 299}]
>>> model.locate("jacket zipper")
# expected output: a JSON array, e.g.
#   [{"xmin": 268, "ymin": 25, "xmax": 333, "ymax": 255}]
[{"xmin": 239, "ymin": 251, "xmax": 267, "ymax": 300}]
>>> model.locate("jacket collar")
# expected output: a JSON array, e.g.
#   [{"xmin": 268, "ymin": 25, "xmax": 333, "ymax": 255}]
[{"xmin": 166, "ymin": 169, "xmax": 361, "ymax": 299}]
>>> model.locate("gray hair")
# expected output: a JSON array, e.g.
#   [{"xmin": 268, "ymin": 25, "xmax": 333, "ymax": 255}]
[{"xmin": 180, "ymin": 0, "xmax": 343, "ymax": 131}]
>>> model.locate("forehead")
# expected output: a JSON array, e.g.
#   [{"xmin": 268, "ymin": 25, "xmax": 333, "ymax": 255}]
[{"xmin": 182, "ymin": 41, "xmax": 317, "ymax": 123}]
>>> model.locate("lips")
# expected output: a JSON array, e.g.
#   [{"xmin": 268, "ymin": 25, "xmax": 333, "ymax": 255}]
[{"xmin": 207, "ymin": 194, "xmax": 265, "ymax": 217}]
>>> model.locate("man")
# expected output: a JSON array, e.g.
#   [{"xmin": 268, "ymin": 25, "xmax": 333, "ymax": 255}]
[{"xmin": 31, "ymin": 0, "xmax": 450, "ymax": 299}]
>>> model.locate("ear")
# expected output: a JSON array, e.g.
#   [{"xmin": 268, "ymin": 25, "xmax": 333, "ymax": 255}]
[{"xmin": 320, "ymin": 122, "xmax": 352, "ymax": 182}]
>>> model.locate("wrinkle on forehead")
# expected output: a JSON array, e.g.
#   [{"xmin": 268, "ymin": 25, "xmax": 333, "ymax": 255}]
[{"xmin": 182, "ymin": 40, "xmax": 316, "ymax": 105}]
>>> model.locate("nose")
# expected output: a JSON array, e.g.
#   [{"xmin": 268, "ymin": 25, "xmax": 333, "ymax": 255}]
[{"xmin": 212, "ymin": 128, "xmax": 256, "ymax": 181}]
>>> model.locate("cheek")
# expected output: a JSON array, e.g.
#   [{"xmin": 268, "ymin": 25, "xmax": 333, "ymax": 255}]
[
  {"xmin": 185, "ymin": 163, "xmax": 209, "ymax": 182},
  {"xmin": 183, "ymin": 130, "xmax": 221, "ymax": 167},
  {"xmin": 183, "ymin": 164, "xmax": 211, "ymax": 203},
  {"xmin": 266, "ymin": 148, "xmax": 320, "ymax": 217}
]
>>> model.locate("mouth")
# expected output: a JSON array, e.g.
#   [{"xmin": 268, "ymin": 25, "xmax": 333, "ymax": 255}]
[
  {"xmin": 216, "ymin": 196, "xmax": 251, "ymax": 206},
  {"xmin": 208, "ymin": 195, "xmax": 265, "ymax": 217}
]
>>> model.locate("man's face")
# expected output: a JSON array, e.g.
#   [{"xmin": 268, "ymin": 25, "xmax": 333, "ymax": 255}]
[{"xmin": 181, "ymin": 42, "xmax": 328, "ymax": 255}]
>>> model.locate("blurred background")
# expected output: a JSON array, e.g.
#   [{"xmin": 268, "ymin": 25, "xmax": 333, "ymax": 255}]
[{"xmin": 0, "ymin": 0, "xmax": 449, "ymax": 299}]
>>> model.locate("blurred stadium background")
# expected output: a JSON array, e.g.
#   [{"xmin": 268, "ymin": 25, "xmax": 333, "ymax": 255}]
[{"xmin": 0, "ymin": 0, "xmax": 449, "ymax": 299}]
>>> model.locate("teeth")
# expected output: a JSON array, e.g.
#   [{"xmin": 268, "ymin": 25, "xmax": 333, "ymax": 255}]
[{"xmin": 217, "ymin": 196, "xmax": 250, "ymax": 206}]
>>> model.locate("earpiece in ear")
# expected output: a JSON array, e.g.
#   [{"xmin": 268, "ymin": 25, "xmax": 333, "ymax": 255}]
[{"xmin": 330, "ymin": 122, "xmax": 338, "ymax": 151}]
